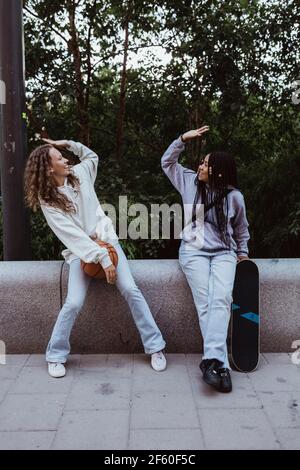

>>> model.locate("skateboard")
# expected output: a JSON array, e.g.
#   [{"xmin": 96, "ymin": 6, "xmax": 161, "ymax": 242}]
[{"xmin": 230, "ymin": 259, "xmax": 260, "ymax": 372}]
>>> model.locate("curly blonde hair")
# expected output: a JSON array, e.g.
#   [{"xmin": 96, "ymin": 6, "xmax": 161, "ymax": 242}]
[{"xmin": 24, "ymin": 144, "xmax": 80, "ymax": 213}]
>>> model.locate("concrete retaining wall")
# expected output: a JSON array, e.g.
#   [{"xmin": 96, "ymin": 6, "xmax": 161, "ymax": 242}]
[{"xmin": 0, "ymin": 259, "xmax": 299, "ymax": 353}]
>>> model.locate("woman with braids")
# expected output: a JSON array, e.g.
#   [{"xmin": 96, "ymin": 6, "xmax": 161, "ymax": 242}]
[
  {"xmin": 161, "ymin": 126, "xmax": 250, "ymax": 393},
  {"xmin": 24, "ymin": 138, "xmax": 166, "ymax": 377}
]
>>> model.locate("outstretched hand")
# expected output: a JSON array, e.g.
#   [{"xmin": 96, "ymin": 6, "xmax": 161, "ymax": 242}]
[
  {"xmin": 182, "ymin": 125, "xmax": 209, "ymax": 142},
  {"xmin": 42, "ymin": 138, "xmax": 70, "ymax": 149}
]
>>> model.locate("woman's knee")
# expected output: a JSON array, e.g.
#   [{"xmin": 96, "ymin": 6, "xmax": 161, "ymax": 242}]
[
  {"xmin": 211, "ymin": 289, "xmax": 232, "ymax": 308},
  {"xmin": 119, "ymin": 283, "xmax": 140, "ymax": 299},
  {"xmin": 63, "ymin": 297, "xmax": 85, "ymax": 312}
]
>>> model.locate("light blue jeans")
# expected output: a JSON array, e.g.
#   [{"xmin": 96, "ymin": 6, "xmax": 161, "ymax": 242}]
[
  {"xmin": 179, "ymin": 245, "xmax": 237, "ymax": 368},
  {"xmin": 46, "ymin": 243, "xmax": 166, "ymax": 363}
]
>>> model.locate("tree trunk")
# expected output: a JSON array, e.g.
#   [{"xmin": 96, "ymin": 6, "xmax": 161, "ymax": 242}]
[
  {"xmin": 67, "ymin": 0, "xmax": 90, "ymax": 145},
  {"xmin": 116, "ymin": 17, "xmax": 130, "ymax": 161}
]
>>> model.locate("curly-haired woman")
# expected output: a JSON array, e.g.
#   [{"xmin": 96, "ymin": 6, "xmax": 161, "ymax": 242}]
[{"xmin": 24, "ymin": 138, "xmax": 166, "ymax": 377}]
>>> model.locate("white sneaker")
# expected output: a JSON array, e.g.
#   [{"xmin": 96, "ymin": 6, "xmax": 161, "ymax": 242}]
[
  {"xmin": 151, "ymin": 351, "xmax": 167, "ymax": 372},
  {"xmin": 48, "ymin": 362, "xmax": 66, "ymax": 378}
]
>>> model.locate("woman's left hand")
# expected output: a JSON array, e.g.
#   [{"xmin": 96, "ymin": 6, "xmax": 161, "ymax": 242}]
[{"xmin": 182, "ymin": 126, "xmax": 209, "ymax": 142}]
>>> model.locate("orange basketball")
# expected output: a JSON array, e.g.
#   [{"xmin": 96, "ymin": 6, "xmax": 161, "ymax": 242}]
[{"xmin": 80, "ymin": 240, "xmax": 118, "ymax": 279}]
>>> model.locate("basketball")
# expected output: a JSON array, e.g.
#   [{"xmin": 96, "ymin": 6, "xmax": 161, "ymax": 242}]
[{"xmin": 80, "ymin": 240, "xmax": 118, "ymax": 279}]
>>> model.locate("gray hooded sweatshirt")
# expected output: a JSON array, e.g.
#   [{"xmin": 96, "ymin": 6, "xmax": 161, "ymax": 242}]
[{"xmin": 161, "ymin": 137, "xmax": 250, "ymax": 256}]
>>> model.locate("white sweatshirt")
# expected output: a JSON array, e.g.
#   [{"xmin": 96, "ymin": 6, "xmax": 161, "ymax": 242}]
[{"xmin": 39, "ymin": 141, "xmax": 119, "ymax": 268}]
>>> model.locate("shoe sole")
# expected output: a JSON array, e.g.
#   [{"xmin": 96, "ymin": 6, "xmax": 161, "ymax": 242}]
[
  {"xmin": 219, "ymin": 386, "xmax": 232, "ymax": 393},
  {"xmin": 203, "ymin": 376, "xmax": 232, "ymax": 393},
  {"xmin": 202, "ymin": 375, "xmax": 220, "ymax": 389},
  {"xmin": 151, "ymin": 365, "xmax": 167, "ymax": 372}
]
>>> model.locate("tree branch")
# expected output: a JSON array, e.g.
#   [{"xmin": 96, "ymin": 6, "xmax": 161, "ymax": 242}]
[
  {"xmin": 23, "ymin": 5, "xmax": 69, "ymax": 45},
  {"xmin": 67, "ymin": 0, "xmax": 89, "ymax": 143},
  {"xmin": 116, "ymin": 14, "xmax": 130, "ymax": 161}
]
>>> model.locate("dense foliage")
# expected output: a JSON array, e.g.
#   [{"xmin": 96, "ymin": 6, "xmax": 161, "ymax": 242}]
[{"xmin": 1, "ymin": 0, "xmax": 299, "ymax": 260}]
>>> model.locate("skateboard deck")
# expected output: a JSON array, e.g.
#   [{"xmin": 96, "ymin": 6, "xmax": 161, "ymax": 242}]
[{"xmin": 230, "ymin": 259, "xmax": 260, "ymax": 372}]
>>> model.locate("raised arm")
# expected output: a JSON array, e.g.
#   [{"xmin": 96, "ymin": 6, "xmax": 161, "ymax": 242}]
[
  {"xmin": 42, "ymin": 138, "xmax": 99, "ymax": 184},
  {"xmin": 161, "ymin": 137, "xmax": 193, "ymax": 193},
  {"xmin": 161, "ymin": 126, "xmax": 209, "ymax": 194},
  {"xmin": 67, "ymin": 141, "xmax": 99, "ymax": 184}
]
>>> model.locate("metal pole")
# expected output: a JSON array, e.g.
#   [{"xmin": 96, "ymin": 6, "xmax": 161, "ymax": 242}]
[{"xmin": 0, "ymin": 0, "xmax": 31, "ymax": 260}]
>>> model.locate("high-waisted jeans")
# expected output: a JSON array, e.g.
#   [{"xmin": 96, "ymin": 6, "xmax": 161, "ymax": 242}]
[
  {"xmin": 46, "ymin": 243, "xmax": 166, "ymax": 363},
  {"xmin": 179, "ymin": 244, "xmax": 237, "ymax": 368}
]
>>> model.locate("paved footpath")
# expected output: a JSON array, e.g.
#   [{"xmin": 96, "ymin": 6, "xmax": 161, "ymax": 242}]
[{"xmin": 0, "ymin": 354, "xmax": 299, "ymax": 450}]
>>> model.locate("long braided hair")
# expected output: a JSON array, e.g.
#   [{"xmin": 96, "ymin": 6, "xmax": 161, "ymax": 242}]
[
  {"xmin": 193, "ymin": 151, "xmax": 239, "ymax": 247},
  {"xmin": 24, "ymin": 144, "xmax": 80, "ymax": 213}
]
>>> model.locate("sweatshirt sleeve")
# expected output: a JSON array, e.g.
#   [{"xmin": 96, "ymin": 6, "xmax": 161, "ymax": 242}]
[
  {"xmin": 161, "ymin": 137, "xmax": 195, "ymax": 194},
  {"xmin": 232, "ymin": 192, "xmax": 250, "ymax": 256},
  {"xmin": 40, "ymin": 204, "xmax": 113, "ymax": 268},
  {"xmin": 67, "ymin": 141, "xmax": 99, "ymax": 184}
]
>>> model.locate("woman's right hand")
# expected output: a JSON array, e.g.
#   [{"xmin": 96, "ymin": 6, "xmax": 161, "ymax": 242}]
[
  {"xmin": 42, "ymin": 138, "xmax": 70, "ymax": 149},
  {"xmin": 182, "ymin": 125, "xmax": 209, "ymax": 142},
  {"xmin": 104, "ymin": 264, "xmax": 117, "ymax": 284}
]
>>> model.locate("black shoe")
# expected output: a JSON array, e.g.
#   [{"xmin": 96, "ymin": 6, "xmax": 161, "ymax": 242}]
[
  {"xmin": 218, "ymin": 368, "xmax": 232, "ymax": 393},
  {"xmin": 201, "ymin": 358, "xmax": 222, "ymax": 389},
  {"xmin": 199, "ymin": 359, "xmax": 210, "ymax": 374}
]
